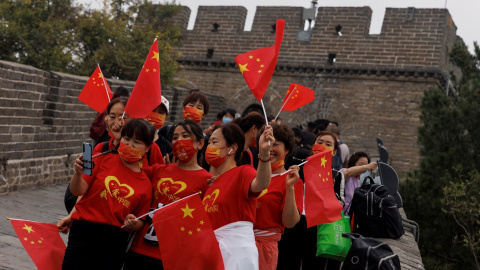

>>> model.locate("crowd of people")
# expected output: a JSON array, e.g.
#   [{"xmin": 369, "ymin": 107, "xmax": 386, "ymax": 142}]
[{"xmin": 57, "ymin": 87, "xmax": 378, "ymax": 270}]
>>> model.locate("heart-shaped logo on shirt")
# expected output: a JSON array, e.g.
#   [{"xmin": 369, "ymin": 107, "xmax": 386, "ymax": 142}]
[
  {"xmin": 157, "ymin": 178, "xmax": 187, "ymax": 195},
  {"xmin": 105, "ymin": 176, "xmax": 134, "ymax": 199},
  {"xmin": 202, "ymin": 189, "xmax": 219, "ymax": 211}
]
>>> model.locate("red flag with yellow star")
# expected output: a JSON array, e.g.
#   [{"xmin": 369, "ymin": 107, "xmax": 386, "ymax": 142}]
[
  {"xmin": 9, "ymin": 218, "xmax": 66, "ymax": 270},
  {"xmin": 303, "ymin": 150, "xmax": 343, "ymax": 227},
  {"xmin": 280, "ymin": 83, "xmax": 315, "ymax": 111},
  {"xmin": 125, "ymin": 39, "xmax": 161, "ymax": 118},
  {"xmin": 152, "ymin": 194, "xmax": 224, "ymax": 270},
  {"xmin": 78, "ymin": 66, "xmax": 113, "ymax": 113},
  {"xmin": 234, "ymin": 19, "xmax": 285, "ymax": 101}
]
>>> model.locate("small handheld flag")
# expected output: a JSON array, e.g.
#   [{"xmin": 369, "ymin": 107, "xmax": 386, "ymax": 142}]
[
  {"xmin": 234, "ymin": 19, "xmax": 285, "ymax": 102},
  {"xmin": 9, "ymin": 218, "xmax": 66, "ymax": 270},
  {"xmin": 78, "ymin": 65, "xmax": 113, "ymax": 113},
  {"xmin": 124, "ymin": 38, "xmax": 162, "ymax": 118}
]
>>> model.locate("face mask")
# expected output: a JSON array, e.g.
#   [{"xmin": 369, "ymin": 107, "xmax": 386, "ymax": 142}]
[
  {"xmin": 222, "ymin": 117, "xmax": 232, "ymax": 124},
  {"xmin": 312, "ymin": 144, "xmax": 333, "ymax": 155},
  {"xmin": 172, "ymin": 139, "xmax": 197, "ymax": 162},
  {"xmin": 271, "ymin": 158, "xmax": 285, "ymax": 172},
  {"xmin": 117, "ymin": 142, "xmax": 144, "ymax": 163},
  {"xmin": 145, "ymin": 112, "xmax": 166, "ymax": 130},
  {"xmin": 183, "ymin": 106, "xmax": 204, "ymax": 123},
  {"xmin": 205, "ymin": 145, "xmax": 231, "ymax": 168}
]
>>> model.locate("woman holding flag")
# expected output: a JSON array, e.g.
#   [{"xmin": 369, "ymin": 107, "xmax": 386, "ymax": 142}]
[
  {"xmin": 253, "ymin": 123, "xmax": 304, "ymax": 270},
  {"xmin": 202, "ymin": 122, "xmax": 274, "ymax": 269},
  {"xmin": 59, "ymin": 119, "xmax": 154, "ymax": 270},
  {"xmin": 123, "ymin": 120, "xmax": 213, "ymax": 269}
]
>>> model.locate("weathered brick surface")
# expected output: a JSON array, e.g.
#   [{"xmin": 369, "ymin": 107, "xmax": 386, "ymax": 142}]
[
  {"xmin": 0, "ymin": 60, "xmax": 224, "ymax": 195},
  {"xmin": 175, "ymin": 6, "xmax": 462, "ymax": 175}
]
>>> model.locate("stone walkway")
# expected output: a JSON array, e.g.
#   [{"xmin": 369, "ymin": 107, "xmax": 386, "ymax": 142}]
[{"xmin": 0, "ymin": 184, "xmax": 68, "ymax": 270}]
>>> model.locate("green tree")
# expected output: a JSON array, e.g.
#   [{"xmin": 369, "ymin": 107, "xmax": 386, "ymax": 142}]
[
  {"xmin": 73, "ymin": 0, "xmax": 183, "ymax": 85},
  {"xmin": 0, "ymin": 0, "xmax": 183, "ymax": 85},
  {"xmin": 442, "ymin": 168, "xmax": 480, "ymax": 270},
  {"xmin": 401, "ymin": 41, "xmax": 480, "ymax": 269},
  {"xmin": 0, "ymin": 0, "xmax": 79, "ymax": 72}
]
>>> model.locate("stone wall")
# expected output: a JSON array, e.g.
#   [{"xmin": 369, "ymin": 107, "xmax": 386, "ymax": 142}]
[
  {"xmin": 174, "ymin": 6, "xmax": 462, "ymax": 175},
  {"xmin": 0, "ymin": 60, "xmax": 224, "ymax": 194}
]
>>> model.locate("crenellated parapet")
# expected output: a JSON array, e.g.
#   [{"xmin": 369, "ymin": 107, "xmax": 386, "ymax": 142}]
[{"xmin": 177, "ymin": 6, "xmax": 459, "ymax": 75}]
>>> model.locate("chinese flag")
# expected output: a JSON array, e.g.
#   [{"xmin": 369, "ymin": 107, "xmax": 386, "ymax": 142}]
[
  {"xmin": 125, "ymin": 39, "xmax": 162, "ymax": 118},
  {"xmin": 153, "ymin": 194, "xmax": 224, "ymax": 270},
  {"xmin": 234, "ymin": 19, "xmax": 285, "ymax": 101},
  {"xmin": 280, "ymin": 83, "xmax": 315, "ymax": 111},
  {"xmin": 303, "ymin": 150, "xmax": 343, "ymax": 228},
  {"xmin": 9, "ymin": 218, "xmax": 66, "ymax": 270},
  {"xmin": 78, "ymin": 66, "xmax": 113, "ymax": 113}
]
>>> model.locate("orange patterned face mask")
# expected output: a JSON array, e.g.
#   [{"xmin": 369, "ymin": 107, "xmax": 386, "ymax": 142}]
[
  {"xmin": 117, "ymin": 142, "xmax": 144, "ymax": 163},
  {"xmin": 312, "ymin": 144, "xmax": 333, "ymax": 155},
  {"xmin": 205, "ymin": 145, "xmax": 230, "ymax": 168},
  {"xmin": 172, "ymin": 139, "xmax": 197, "ymax": 162},
  {"xmin": 183, "ymin": 106, "xmax": 204, "ymax": 123},
  {"xmin": 271, "ymin": 158, "xmax": 285, "ymax": 172},
  {"xmin": 145, "ymin": 112, "xmax": 166, "ymax": 130}
]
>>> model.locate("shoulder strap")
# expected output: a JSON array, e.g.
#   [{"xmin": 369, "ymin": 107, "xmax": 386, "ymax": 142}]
[{"xmin": 102, "ymin": 141, "xmax": 109, "ymax": 152}]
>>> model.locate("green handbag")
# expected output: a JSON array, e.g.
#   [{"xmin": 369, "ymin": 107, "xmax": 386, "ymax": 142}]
[{"xmin": 316, "ymin": 212, "xmax": 351, "ymax": 261}]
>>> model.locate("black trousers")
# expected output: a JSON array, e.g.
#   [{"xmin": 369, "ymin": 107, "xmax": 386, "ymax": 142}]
[
  {"xmin": 62, "ymin": 220, "xmax": 130, "ymax": 270},
  {"xmin": 123, "ymin": 251, "xmax": 164, "ymax": 270},
  {"xmin": 277, "ymin": 215, "xmax": 341, "ymax": 270}
]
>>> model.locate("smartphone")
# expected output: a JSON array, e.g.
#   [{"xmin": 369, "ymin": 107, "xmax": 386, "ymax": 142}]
[{"xmin": 82, "ymin": 142, "xmax": 94, "ymax": 176}]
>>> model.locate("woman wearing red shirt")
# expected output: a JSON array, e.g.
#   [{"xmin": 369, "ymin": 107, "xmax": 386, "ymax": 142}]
[
  {"xmin": 203, "ymin": 123, "xmax": 275, "ymax": 270},
  {"xmin": 253, "ymin": 124, "xmax": 304, "ymax": 270},
  {"xmin": 58, "ymin": 119, "xmax": 155, "ymax": 270},
  {"xmin": 123, "ymin": 120, "xmax": 212, "ymax": 269}
]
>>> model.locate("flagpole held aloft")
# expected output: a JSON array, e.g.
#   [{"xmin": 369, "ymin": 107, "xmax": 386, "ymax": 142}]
[
  {"xmin": 280, "ymin": 160, "xmax": 308, "ymax": 176},
  {"xmin": 260, "ymin": 99, "xmax": 271, "ymax": 146},
  {"xmin": 274, "ymin": 84, "xmax": 297, "ymax": 121}
]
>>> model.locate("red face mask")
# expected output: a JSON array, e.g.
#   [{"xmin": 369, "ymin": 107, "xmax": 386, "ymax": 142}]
[
  {"xmin": 205, "ymin": 145, "xmax": 230, "ymax": 168},
  {"xmin": 183, "ymin": 106, "xmax": 204, "ymax": 123},
  {"xmin": 145, "ymin": 112, "xmax": 166, "ymax": 130},
  {"xmin": 312, "ymin": 144, "xmax": 333, "ymax": 155},
  {"xmin": 117, "ymin": 142, "xmax": 144, "ymax": 163},
  {"xmin": 172, "ymin": 139, "xmax": 197, "ymax": 162}
]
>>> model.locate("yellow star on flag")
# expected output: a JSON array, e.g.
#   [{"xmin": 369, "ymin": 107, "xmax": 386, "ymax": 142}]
[
  {"xmin": 239, "ymin": 63, "xmax": 249, "ymax": 75},
  {"xmin": 181, "ymin": 203, "xmax": 195, "ymax": 218},
  {"xmin": 23, "ymin": 224, "xmax": 34, "ymax": 234},
  {"xmin": 188, "ymin": 231, "xmax": 193, "ymax": 235},
  {"xmin": 30, "ymin": 241, "xmax": 34, "ymax": 244},
  {"xmin": 152, "ymin": 51, "xmax": 160, "ymax": 62},
  {"xmin": 98, "ymin": 73, "xmax": 103, "ymax": 78},
  {"xmin": 320, "ymin": 156, "xmax": 327, "ymax": 167},
  {"xmin": 200, "ymin": 220, "xmax": 205, "ymax": 225},
  {"xmin": 181, "ymin": 227, "xmax": 185, "ymax": 231},
  {"xmin": 23, "ymin": 237, "xmax": 28, "ymax": 241},
  {"xmin": 249, "ymin": 55, "xmax": 253, "ymax": 59}
]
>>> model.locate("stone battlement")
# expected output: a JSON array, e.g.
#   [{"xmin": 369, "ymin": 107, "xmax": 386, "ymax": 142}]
[{"xmin": 176, "ymin": 6, "xmax": 458, "ymax": 74}]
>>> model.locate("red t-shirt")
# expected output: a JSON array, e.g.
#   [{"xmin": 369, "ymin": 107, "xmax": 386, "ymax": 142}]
[
  {"xmin": 130, "ymin": 163, "xmax": 212, "ymax": 259},
  {"xmin": 253, "ymin": 173, "xmax": 304, "ymax": 233},
  {"xmin": 92, "ymin": 138, "xmax": 165, "ymax": 167},
  {"xmin": 72, "ymin": 154, "xmax": 152, "ymax": 228},
  {"xmin": 202, "ymin": 165, "xmax": 258, "ymax": 230}
]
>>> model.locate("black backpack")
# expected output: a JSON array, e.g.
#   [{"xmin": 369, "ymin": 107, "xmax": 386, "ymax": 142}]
[
  {"xmin": 348, "ymin": 177, "xmax": 404, "ymax": 239},
  {"xmin": 341, "ymin": 233, "xmax": 401, "ymax": 270}
]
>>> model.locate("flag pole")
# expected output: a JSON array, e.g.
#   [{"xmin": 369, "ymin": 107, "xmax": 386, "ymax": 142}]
[
  {"xmin": 260, "ymin": 99, "xmax": 271, "ymax": 146},
  {"xmin": 121, "ymin": 192, "xmax": 201, "ymax": 228},
  {"xmin": 274, "ymin": 85, "xmax": 297, "ymax": 121},
  {"xmin": 97, "ymin": 64, "xmax": 111, "ymax": 103},
  {"xmin": 279, "ymin": 160, "xmax": 308, "ymax": 176}
]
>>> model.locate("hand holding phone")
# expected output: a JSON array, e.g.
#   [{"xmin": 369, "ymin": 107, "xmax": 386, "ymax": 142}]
[{"xmin": 82, "ymin": 142, "xmax": 94, "ymax": 176}]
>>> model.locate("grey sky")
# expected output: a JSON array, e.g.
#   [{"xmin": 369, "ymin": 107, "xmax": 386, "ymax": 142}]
[{"xmin": 79, "ymin": 0, "xmax": 479, "ymax": 52}]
